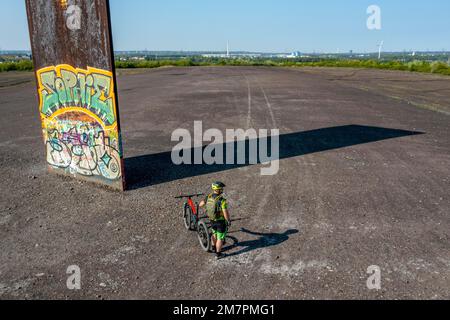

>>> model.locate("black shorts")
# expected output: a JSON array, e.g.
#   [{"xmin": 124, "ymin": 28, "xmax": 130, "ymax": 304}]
[{"xmin": 211, "ymin": 220, "xmax": 227, "ymax": 233}]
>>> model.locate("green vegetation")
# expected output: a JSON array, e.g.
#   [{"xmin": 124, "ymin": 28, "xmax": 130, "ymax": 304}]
[
  {"xmin": 287, "ymin": 59, "xmax": 450, "ymax": 76},
  {"xmin": 1, "ymin": 56, "xmax": 450, "ymax": 76},
  {"xmin": 0, "ymin": 60, "xmax": 33, "ymax": 72},
  {"xmin": 115, "ymin": 57, "xmax": 450, "ymax": 76},
  {"xmin": 115, "ymin": 59, "xmax": 197, "ymax": 69}
]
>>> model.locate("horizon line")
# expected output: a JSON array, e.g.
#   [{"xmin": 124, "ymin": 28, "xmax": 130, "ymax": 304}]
[{"xmin": 1, "ymin": 49, "xmax": 449, "ymax": 54}]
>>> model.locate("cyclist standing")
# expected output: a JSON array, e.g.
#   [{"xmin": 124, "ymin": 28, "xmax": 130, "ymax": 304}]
[{"xmin": 199, "ymin": 182, "xmax": 231, "ymax": 260}]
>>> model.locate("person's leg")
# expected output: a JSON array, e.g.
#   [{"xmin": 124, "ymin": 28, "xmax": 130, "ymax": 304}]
[
  {"xmin": 211, "ymin": 233, "xmax": 217, "ymax": 251},
  {"xmin": 211, "ymin": 222, "xmax": 220, "ymax": 252},
  {"xmin": 214, "ymin": 232, "xmax": 226, "ymax": 259},
  {"xmin": 212, "ymin": 221, "xmax": 226, "ymax": 258},
  {"xmin": 215, "ymin": 226, "xmax": 227, "ymax": 254},
  {"xmin": 216, "ymin": 239, "xmax": 224, "ymax": 253}
]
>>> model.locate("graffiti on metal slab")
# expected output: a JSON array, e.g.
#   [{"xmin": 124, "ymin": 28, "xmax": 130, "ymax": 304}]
[{"xmin": 37, "ymin": 64, "xmax": 122, "ymax": 181}]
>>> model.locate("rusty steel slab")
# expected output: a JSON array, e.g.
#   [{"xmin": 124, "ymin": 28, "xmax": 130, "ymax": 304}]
[{"xmin": 25, "ymin": 0, "xmax": 126, "ymax": 191}]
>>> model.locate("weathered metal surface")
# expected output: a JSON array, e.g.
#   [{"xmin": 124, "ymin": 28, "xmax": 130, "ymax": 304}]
[{"xmin": 25, "ymin": 0, "xmax": 126, "ymax": 190}]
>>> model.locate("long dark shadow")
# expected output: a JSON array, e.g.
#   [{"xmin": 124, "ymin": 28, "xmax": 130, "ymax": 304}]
[
  {"xmin": 124, "ymin": 125, "xmax": 423, "ymax": 190},
  {"xmin": 222, "ymin": 228, "xmax": 300, "ymax": 257}
]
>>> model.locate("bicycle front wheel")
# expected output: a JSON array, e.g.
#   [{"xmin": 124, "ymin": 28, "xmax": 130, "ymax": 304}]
[
  {"xmin": 183, "ymin": 204, "xmax": 193, "ymax": 230},
  {"xmin": 197, "ymin": 219, "xmax": 211, "ymax": 252}
]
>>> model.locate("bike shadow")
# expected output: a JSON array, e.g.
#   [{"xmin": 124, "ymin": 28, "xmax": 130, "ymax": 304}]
[{"xmin": 222, "ymin": 228, "xmax": 299, "ymax": 257}]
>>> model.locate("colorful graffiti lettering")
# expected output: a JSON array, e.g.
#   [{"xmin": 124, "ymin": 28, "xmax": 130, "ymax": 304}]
[
  {"xmin": 45, "ymin": 119, "xmax": 121, "ymax": 180},
  {"xmin": 37, "ymin": 64, "xmax": 117, "ymax": 126},
  {"xmin": 37, "ymin": 65, "xmax": 123, "ymax": 183}
]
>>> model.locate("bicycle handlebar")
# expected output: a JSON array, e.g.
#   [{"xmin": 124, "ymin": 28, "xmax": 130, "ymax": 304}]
[{"xmin": 174, "ymin": 193, "xmax": 205, "ymax": 199}]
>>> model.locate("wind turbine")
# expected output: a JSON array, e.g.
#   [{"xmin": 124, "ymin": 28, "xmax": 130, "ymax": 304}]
[{"xmin": 378, "ymin": 41, "xmax": 384, "ymax": 60}]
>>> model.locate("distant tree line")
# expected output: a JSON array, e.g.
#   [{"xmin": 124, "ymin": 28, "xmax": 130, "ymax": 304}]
[
  {"xmin": 115, "ymin": 57, "xmax": 450, "ymax": 76},
  {"xmin": 1, "ymin": 57, "xmax": 449, "ymax": 76},
  {"xmin": 0, "ymin": 60, "xmax": 33, "ymax": 72}
]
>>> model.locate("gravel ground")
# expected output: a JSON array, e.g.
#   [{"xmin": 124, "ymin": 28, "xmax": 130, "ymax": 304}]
[{"xmin": 0, "ymin": 67, "xmax": 449, "ymax": 300}]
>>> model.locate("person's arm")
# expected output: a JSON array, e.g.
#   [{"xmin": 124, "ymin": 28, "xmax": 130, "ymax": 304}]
[
  {"xmin": 222, "ymin": 199, "xmax": 231, "ymax": 225},
  {"xmin": 199, "ymin": 195, "xmax": 208, "ymax": 208},
  {"xmin": 223, "ymin": 209, "xmax": 231, "ymax": 224}
]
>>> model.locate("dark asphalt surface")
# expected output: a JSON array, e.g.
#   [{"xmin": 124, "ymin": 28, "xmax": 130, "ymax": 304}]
[{"xmin": 0, "ymin": 67, "xmax": 449, "ymax": 299}]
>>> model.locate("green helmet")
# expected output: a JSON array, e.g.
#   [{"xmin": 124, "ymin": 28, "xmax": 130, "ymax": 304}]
[{"xmin": 212, "ymin": 181, "xmax": 226, "ymax": 191}]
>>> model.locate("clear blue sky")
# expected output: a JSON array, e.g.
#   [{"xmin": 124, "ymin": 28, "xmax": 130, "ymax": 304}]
[{"xmin": 1, "ymin": 0, "xmax": 449, "ymax": 52}]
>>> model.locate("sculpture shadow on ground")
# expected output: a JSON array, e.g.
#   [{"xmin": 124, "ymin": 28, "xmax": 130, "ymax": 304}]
[{"xmin": 125, "ymin": 124, "xmax": 424, "ymax": 190}]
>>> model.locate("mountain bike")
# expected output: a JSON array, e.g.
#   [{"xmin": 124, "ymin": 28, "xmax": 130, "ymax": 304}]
[
  {"xmin": 175, "ymin": 193, "xmax": 204, "ymax": 231},
  {"xmin": 175, "ymin": 193, "xmax": 213, "ymax": 252}
]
